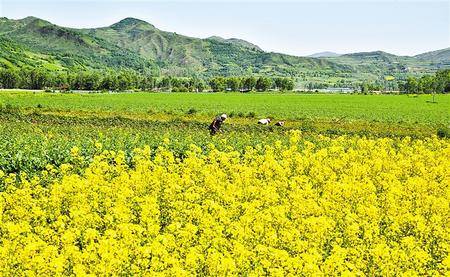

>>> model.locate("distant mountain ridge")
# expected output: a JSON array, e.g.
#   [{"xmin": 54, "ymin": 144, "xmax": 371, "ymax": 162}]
[
  {"xmin": 207, "ymin": 36, "xmax": 263, "ymax": 51},
  {"xmin": 414, "ymin": 47, "xmax": 450, "ymax": 64},
  {"xmin": 308, "ymin": 52, "xmax": 341, "ymax": 58},
  {"xmin": 0, "ymin": 16, "xmax": 448, "ymax": 82}
]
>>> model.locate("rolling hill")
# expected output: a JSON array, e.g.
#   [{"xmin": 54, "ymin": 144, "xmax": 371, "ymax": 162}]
[
  {"xmin": 308, "ymin": 52, "xmax": 341, "ymax": 58},
  {"xmin": 414, "ymin": 47, "xmax": 450, "ymax": 65},
  {"xmin": 0, "ymin": 17, "xmax": 159, "ymax": 73},
  {"xmin": 0, "ymin": 16, "xmax": 448, "ymax": 82},
  {"xmin": 326, "ymin": 51, "xmax": 427, "ymax": 75},
  {"xmin": 79, "ymin": 17, "xmax": 352, "ymax": 76},
  {"xmin": 0, "ymin": 17, "xmax": 349, "ymax": 77}
]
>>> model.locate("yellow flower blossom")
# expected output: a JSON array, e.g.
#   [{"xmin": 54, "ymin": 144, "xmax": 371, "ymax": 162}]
[{"xmin": 0, "ymin": 133, "xmax": 448, "ymax": 275}]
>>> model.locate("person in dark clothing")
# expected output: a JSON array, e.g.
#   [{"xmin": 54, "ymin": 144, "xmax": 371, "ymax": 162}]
[{"xmin": 209, "ymin": 114, "xmax": 227, "ymax": 135}]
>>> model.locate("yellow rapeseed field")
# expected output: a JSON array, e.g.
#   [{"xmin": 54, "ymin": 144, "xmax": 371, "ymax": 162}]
[{"xmin": 0, "ymin": 131, "xmax": 449, "ymax": 275}]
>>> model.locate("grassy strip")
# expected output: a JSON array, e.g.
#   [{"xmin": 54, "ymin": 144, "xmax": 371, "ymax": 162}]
[
  {"xmin": 0, "ymin": 107, "xmax": 442, "ymax": 138},
  {"xmin": 0, "ymin": 91, "xmax": 449, "ymax": 125}
]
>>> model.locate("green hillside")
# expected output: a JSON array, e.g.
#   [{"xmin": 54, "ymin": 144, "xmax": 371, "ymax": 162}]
[
  {"xmin": 325, "ymin": 51, "xmax": 435, "ymax": 79},
  {"xmin": 414, "ymin": 47, "xmax": 450, "ymax": 65},
  {"xmin": 0, "ymin": 17, "xmax": 158, "ymax": 73},
  {"xmin": 207, "ymin": 36, "xmax": 263, "ymax": 51},
  {"xmin": 81, "ymin": 17, "xmax": 351, "ymax": 77},
  {"xmin": 0, "ymin": 16, "xmax": 448, "ymax": 82}
]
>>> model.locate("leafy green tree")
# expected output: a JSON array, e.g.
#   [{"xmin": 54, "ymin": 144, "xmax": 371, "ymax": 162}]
[
  {"xmin": 226, "ymin": 77, "xmax": 241, "ymax": 91},
  {"xmin": 419, "ymin": 75, "xmax": 434, "ymax": 94},
  {"xmin": 117, "ymin": 70, "xmax": 135, "ymax": 91},
  {"xmin": 403, "ymin": 77, "xmax": 418, "ymax": 94},
  {"xmin": 435, "ymin": 69, "xmax": 450, "ymax": 93},
  {"xmin": 0, "ymin": 69, "xmax": 19, "ymax": 89},
  {"xmin": 23, "ymin": 68, "xmax": 50, "ymax": 90},
  {"xmin": 98, "ymin": 72, "xmax": 118, "ymax": 91},
  {"xmin": 140, "ymin": 75, "xmax": 156, "ymax": 91},
  {"xmin": 360, "ymin": 82, "xmax": 369, "ymax": 94},
  {"xmin": 209, "ymin": 77, "xmax": 226, "ymax": 92},
  {"xmin": 159, "ymin": 77, "xmax": 172, "ymax": 91},
  {"xmin": 191, "ymin": 78, "xmax": 205, "ymax": 92},
  {"xmin": 242, "ymin": 77, "xmax": 256, "ymax": 92},
  {"xmin": 50, "ymin": 71, "xmax": 69, "ymax": 90},
  {"xmin": 280, "ymin": 78, "xmax": 294, "ymax": 91},
  {"xmin": 273, "ymin": 78, "xmax": 295, "ymax": 91},
  {"xmin": 255, "ymin": 76, "xmax": 272, "ymax": 91}
]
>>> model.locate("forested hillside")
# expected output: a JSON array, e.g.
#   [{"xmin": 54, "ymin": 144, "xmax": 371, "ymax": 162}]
[{"xmin": 0, "ymin": 16, "xmax": 448, "ymax": 88}]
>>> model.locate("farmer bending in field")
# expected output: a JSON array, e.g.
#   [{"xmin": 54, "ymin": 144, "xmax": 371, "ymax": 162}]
[{"xmin": 209, "ymin": 114, "xmax": 227, "ymax": 135}]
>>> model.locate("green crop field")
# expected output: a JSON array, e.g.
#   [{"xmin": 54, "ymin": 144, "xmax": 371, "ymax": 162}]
[
  {"xmin": 0, "ymin": 90, "xmax": 449, "ymax": 124},
  {"xmin": 0, "ymin": 90, "xmax": 448, "ymax": 176}
]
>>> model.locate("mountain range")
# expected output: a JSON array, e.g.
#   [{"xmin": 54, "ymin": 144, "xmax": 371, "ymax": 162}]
[{"xmin": 0, "ymin": 16, "xmax": 449, "ymax": 84}]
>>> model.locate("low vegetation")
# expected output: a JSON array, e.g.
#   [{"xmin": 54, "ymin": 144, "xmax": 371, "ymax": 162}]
[{"xmin": 0, "ymin": 91, "xmax": 448, "ymax": 124}]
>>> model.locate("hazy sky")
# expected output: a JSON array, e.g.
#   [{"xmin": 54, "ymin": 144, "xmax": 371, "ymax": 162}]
[{"xmin": 1, "ymin": 0, "xmax": 449, "ymax": 56}]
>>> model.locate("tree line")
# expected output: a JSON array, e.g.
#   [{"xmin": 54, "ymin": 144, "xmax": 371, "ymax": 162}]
[
  {"xmin": 400, "ymin": 69, "xmax": 450, "ymax": 94},
  {"xmin": 302, "ymin": 70, "xmax": 450, "ymax": 94},
  {"xmin": 0, "ymin": 67, "xmax": 448, "ymax": 93},
  {"xmin": 0, "ymin": 68, "xmax": 295, "ymax": 92},
  {"xmin": 360, "ymin": 70, "xmax": 450, "ymax": 94}
]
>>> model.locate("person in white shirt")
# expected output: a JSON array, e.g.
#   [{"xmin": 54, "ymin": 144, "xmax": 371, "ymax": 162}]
[{"xmin": 258, "ymin": 118, "xmax": 271, "ymax": 125}]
